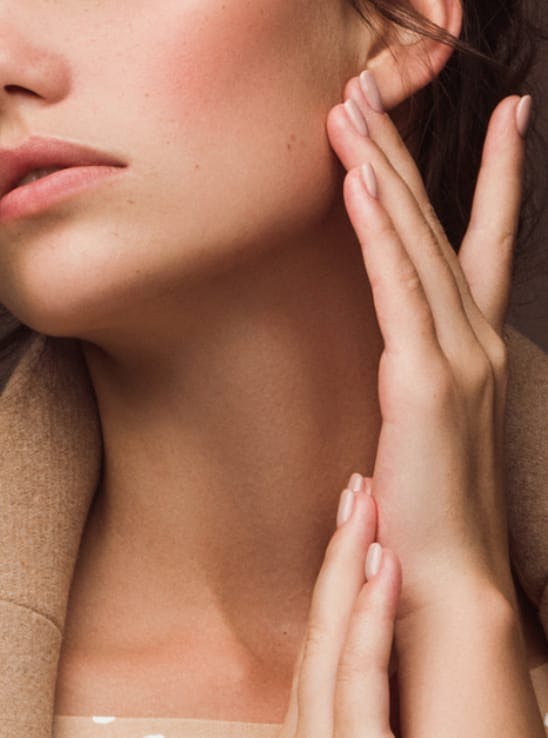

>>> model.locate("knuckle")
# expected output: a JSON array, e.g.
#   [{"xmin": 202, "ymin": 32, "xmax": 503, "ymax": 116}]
[
  {"xmin": 417, "ymin": 357, "xmax": 457, "ymax": 409},
  {"xmin": 399, "ymin": 268, "xmax": 422, "ymax": 295},
  {"xmin": 336, "ymin": 656, "xmax": 367, "ymax": 687},
  {"xmin": 303, "ymin": 620, "xmax": 329, "ymax": 656},
  {"xmin": 486, "ymin": 334, "xmax": 509, "ymax": 382},
  {"xmin": 380, "ymin": 350, "xmax": 454, "ymax": 413},
  {"xmin": 463, "ymin": 353, "xmax": 495, "ymax": 397},
  {"xmin": 388, "ymin": 246, "xmax": 424, "ymax": 292},
  {"xmin": 422, "ymin": 199, "xmax": 439, "ymax": 225}
]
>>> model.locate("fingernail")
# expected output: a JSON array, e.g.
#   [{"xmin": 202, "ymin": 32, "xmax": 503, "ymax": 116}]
[
  {"xmin": 365, "ymin": 542, "xmax": 383, "ymax": 579},
  {"xmin": 515, "ymin": 95, "xmax": 532, "ymax": 138},
  {"xmin": 336, "ymin": 488, "xmax": 356, "ymax": 527},
  {"xmin": 363, "ymin": 477, "xmax": 373, "ymax": 496},
  {"xmin": 347, "ymin": 472, "xmax": 364, "ymax": 492},
  {"xmin": 360, "ymin": 162, "xmax": 378, "ymax": 199},
  {"xmin": 343, "ymin": 97, "xmax": 369, "ymax": 136},
  {"xmin": 358, "ymin": 70, "xmax": 384, "ymax": 113}
]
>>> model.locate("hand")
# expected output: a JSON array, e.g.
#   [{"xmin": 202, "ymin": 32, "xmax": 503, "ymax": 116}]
[
  {"xmin": 278, "ymin": 473, "xmax": 402, "ymax": 738},
  {"xmin": 325, "ymin": 70, "xmax": 529, "ymax": 620}
]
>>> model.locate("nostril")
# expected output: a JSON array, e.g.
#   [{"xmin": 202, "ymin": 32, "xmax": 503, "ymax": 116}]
[{"xmin": 4, "ymin": 85, "xmax": 38, "ymax": 97}]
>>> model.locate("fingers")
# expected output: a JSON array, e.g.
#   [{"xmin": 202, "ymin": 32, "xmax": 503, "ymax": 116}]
[
  {"xmin": 342, "ymin": 165, "xmax": 442, "ymax": 362},
  {"xmin": 295, "ymin": 474, "xmax": 378, "ymax": 737},
  {"xmin": 333, "ymin": 545, "xmax": 402, "ymax": 738},
  {"xmin": 459, "ymin": 95, "xmax": 530, "ymax": 335},
  {"xmin": 338, "ymin": 73, "xmax": 450, "ymax": 252},
  {"xmin": 327, "ymin": 74, "xmax": 464, "ymax": 285},
  {"xmin": 328, "ymin": 93, "xmax": 482, "ymax": 367},
  {"xmin": 326, "ymin": 71, "xmax": 522, "ymax": 361},
  {"xmin": 279, "ymin": 474, "xmax": 401, "ymax": 738},
  {"xmin": 279, "ymin": 631, "xmax": 307, "ymax": 738}
]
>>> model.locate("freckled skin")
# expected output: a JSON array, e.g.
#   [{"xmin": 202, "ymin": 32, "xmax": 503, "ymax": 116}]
[{"xmin": 0, "ymin": 0, "xmax": 369, "ymax": 338}]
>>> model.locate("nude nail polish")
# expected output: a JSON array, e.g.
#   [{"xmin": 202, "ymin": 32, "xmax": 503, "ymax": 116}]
[
  {"xmin": 516, "ymin": 95, "xmax": 532, "ymax": 138},
  {"xmin": 358, "ymin": 70, "xmax": 384, "ymax": 113},
  {"xmin": 361, "ymin": 162, "xmax": 378, "ymax": 199},
  {"xmin": 347, "ymin": 472, "xmax": 364, "ymax": 492},
  {"xmin": 343, "ymin": 97, "xmax": 369, "ymax": 136},
  {"xmin": 337, "ymin": 488, "xmax": 356, "ymax": 527},
  {"xmin": 365, "ymin": 542, "xmax": 383, "ymax": 579}
]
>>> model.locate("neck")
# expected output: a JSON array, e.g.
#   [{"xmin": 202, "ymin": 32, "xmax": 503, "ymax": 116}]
[{"xmin": 66, "ymin": 201, "xmax": 384, "ymax": 673}]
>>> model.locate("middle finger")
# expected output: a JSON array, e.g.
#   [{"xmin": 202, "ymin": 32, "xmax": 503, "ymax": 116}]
[{"xmin": 327, "ymin": 98, "xmax": 482, "ymax": 367}]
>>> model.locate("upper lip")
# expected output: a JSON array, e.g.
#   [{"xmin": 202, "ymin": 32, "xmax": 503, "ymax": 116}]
[{"xmin": 0, "ymin": 135, "xmax": 127, "ymax": 198}]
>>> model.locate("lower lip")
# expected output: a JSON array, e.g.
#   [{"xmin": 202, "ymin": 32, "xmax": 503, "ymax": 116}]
[{"xmin": 0, "ymin": 164, "xmax": 126, "ymax": 223}]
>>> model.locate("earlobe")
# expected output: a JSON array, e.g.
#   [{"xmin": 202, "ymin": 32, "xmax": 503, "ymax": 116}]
[{"xmin": 364, "ymin": 0, "xmax": 463, "ymax": 111}]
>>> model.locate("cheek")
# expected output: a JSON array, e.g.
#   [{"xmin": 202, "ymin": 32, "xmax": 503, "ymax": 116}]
[
  {"xmin": 0, "ymin": 0, "xmax": 349, "ymax": 337},
  {"xmin": 146, "ymin": 0, "xmax": 343, "ymax": 231}
]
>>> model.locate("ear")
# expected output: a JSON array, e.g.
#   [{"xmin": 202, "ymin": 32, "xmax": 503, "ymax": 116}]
[{"xmin": 365, "ymin": 0, "xmax": 463, "ymax": 110}]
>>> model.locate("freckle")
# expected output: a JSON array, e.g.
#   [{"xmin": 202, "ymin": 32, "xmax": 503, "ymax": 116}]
[
  {"xmin": 126, "ymin": 199, "xmax": 135, "ymax": 205},
  {"xmin": 286, "ymin": 143, "xmax": 291, "ymax": 150},
  {"xmin": 194, "ymin": 163, "xmax": 200, "ymax": 170},
  {"xmin": 290, "ymin": 133, "xmax": 296, "ymax": 141}
]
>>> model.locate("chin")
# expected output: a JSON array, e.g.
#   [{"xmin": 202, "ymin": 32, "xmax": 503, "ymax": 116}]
[{"xmin": 0, "ymin": 266, "xmax": 113, "ymax": 339}]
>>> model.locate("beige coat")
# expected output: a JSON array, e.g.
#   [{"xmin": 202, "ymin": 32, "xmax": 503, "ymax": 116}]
[{"xmin": 0, "ymin": 324, "xmax": 546, "ymax": 738}]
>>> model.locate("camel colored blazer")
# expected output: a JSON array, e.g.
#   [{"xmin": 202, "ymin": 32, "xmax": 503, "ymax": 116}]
[{"xmin": 0, "ymin": 324, "xmax": 546, "ymax": 738}]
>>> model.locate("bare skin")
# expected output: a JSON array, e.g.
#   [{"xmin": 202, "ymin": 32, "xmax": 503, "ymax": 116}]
[
  {"xmin": 54, "ymin": 86, "xmax": 547, "ymax": 728},
  {"xmin": 0, "ymin": 0, "xmax": 543, "ymax": 730}
]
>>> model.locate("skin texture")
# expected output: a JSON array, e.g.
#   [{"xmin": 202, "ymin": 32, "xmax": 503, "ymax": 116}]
[
  {"xmin": 0, "ymin": 0, "xmax": 357, "ymax": 337},
  {"xmin": 2, "ymin": 0, "xmax": 543, "ymax": 729},
  {"xmin": 0, "ymin": 0, "xmax": 391, "ymax": 719}
]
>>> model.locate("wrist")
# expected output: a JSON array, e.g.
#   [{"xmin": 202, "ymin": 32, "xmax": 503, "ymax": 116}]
[{"xmin": 395, "ymin": 576, "xmax": 520, "ymax": 653}]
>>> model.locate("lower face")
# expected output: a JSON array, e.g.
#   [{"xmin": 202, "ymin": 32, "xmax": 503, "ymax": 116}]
[{"xmin": 0, "ymin": 0, "xmax": 367, "ymax": 339}]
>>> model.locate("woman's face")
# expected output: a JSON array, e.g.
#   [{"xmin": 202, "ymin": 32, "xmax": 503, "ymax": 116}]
[{"xmin": 0, "ymin": 0, "xmax": 373, "ymax": 338}]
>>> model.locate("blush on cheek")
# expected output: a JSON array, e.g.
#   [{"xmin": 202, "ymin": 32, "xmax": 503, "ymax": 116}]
[
  {"xmin": 149, "ymin": 0, "xmax": 321, "ymax": 133},
  {"xmin": 142, "ymin": 0, "xmax": 343, "ymax": 235}
]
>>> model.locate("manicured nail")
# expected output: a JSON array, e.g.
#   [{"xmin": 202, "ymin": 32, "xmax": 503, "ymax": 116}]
[
  {"xmin": 360, "ymin": 162, "xmax": 378, "ymax": 199},
  {"xmin": 365, "ymin": 542, "xmax": 383, "ymax": 579},
  {"xmin": 347, "ymin": 472, "xmax": 364, "ymax": 492},
  {"xmin": 337, "ymin": 488, "xmax": 356, "ymax": 527},
  {"xmin": 343, "ymin": 97, "xmax": 369, "ymax": 136},
  {"xmin": 515, "ymin": 95, "xmax": 532, "ymax": 138},
  {"xmin": 358, "ymin": 70, "xmax": 384, "ymax": 113}
]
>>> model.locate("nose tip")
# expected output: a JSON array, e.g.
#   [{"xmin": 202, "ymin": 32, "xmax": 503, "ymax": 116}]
[{"xmin": 0, "ymin": 24, "xmax": 70, "ymax": 113}]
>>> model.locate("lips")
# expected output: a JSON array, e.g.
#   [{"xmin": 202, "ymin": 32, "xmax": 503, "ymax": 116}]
[{"xmin": 0, "ymin": 135, "xmax": 127, "ymax": 199}]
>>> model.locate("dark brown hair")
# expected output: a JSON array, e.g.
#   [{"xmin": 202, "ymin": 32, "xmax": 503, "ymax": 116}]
[
  {"xmin": 351, "ymin": 0, "xmax": 547, "ymax": 282},
  {"xmin": 1, "ymin": 0, "xmax": 547, "ymax": 382}
]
